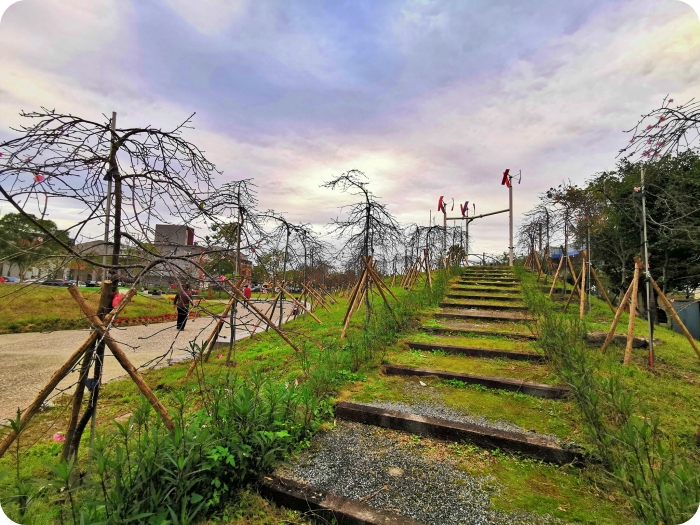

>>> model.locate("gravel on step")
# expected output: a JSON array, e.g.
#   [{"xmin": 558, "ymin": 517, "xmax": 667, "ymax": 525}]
[
  {"xmin": 277, "ymin": 421, "xmax": 563, "ymax": 525},
  {"xmin": 357, "ymin": 380, "xmax": 570, "ymax": 446}
]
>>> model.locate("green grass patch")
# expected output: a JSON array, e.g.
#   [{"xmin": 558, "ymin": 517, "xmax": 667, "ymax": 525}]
[
  {"xmin": 350, "ymin": 375, "xmax": 576, "ymax": 439},
  {"xmin": 388, "ymin": 346, "xmax": 558, "ymax": 384},
  {"xmin": 410, "ymin": 331, "xmax": 539, "ymax": 353}
]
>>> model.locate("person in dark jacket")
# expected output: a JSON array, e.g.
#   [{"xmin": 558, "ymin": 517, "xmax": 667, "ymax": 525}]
[{"xmin": 174, "ymin": 283, "xmax": 193, "ymax": 331}]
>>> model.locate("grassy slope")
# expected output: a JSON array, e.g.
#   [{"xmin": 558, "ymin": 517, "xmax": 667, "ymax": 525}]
[
  {"xmin": 0, "ymin": 284, "xmax": 227, "ymax": 334},
  {"xmin": 527, "ymin": 271, "xmax": 700, "ymax": 449},
  {"xmin": 2, "ymin": 275, "xmax": 663, "ymax": 524}
]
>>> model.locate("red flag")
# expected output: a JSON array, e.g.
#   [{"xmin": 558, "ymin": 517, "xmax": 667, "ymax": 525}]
[
  {"xmin": 459, "ymin": 201, "xmax": 468, "ymax": 217},
  {"xmin": 437, "ymin": 196, "xmax": 446, "ymax": 213},
  {"xmin": 501, "ymin": 169, "xmax": 511, "ymax": 188}
]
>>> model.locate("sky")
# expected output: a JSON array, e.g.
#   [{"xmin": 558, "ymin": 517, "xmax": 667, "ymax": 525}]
[{"xmin": 0, "ymin": 0, "xmax": 699, "ymax": 256}]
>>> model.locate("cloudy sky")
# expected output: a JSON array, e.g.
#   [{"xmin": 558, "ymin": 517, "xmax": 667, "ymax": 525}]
[{"xmin": 0, "ymin": 0, "xmax": 698, "ymax": 254}]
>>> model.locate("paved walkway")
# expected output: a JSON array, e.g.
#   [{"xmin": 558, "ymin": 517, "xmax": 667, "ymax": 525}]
[{"xmin": 0, "ymin": 300, "xmax": 296, "ymax": 421}]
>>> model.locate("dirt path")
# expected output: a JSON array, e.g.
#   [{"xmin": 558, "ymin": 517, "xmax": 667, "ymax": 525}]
[{"xmin": 0, "ymin": 300, "xmax": 296, "ymax": 421}]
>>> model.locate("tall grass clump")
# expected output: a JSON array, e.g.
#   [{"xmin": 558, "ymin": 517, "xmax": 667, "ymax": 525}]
[
  {"xmin": 518, "ymin": 266, "xmax": 700, "ymax": 524},
  {"xmin": 1, "ymin": 371, "xmax": 330, "ymax": 525}
]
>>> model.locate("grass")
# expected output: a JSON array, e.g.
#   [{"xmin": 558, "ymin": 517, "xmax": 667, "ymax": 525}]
[
  {"xmin": 349, "ymin": 374, "xmax": 576, "ymax": 439},
  {"xmin": 0, "ymin": 268, "xmax": 647, "ymax": 524},
  {"xmin": 521, "ymin": 270, "xmax": 700, "ymax": 449},
  {"xmin": 422, "ymin": 317, "xmax": 536, "ymax": 335},
  {"xmin": 391, "ymin": 433, "xmax": 631, "ymax": 524},
  {"xmin": 440, "ymin": 298, "xmax": 527, "ymax": 308},
  {"xmin": 410, "ymin": 331, "xmax": 540, "ymax": 353},
  {"xmin": 0, "ymin": 284, "xmax": 228, "ymax": 333},
  {"xmin": 387, "ymin": 345, "xmax": 558, "ymax": 384}
]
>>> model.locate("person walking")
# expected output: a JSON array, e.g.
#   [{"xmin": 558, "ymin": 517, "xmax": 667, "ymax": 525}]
[
  {"xmin": 243, "ymin": 283, "xmax": 252, "ymax": 310},
  {"xmin": 174, "ymin": 283, "xmax": 193, "ymax": 331}
]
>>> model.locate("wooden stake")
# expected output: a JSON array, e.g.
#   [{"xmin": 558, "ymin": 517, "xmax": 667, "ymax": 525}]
[
  {"xmin": 567, "ymin": 257, "xmax": 582, "ymax": 296},
  {"xmin": 69, "ymin": 286, "xmax": 175, "ymax": 431},
  {"xmin": 591, "ymin": 266, "xmax": 615, "ymax": 314},
  {"xmin": 279, "ymin": 284, "xmax": 322, "ymax": 323},
  {"xmin": 362, "ymin": 256, "xmax": 399, "ymax": 326},
  {"xmin": 623, "ymin": 259, "xmax": 641, "ymax": 365},
  {"xmin": 184, "ymin": 296, "xmax": 236, "ymax": 378},
  {"xmin": 63, "ymin": 285, "xmax": 136, "ymax": 459},
  {"xmin": 364, "ymin": 263, "xmax": 398, "ymax": 301},
  {"xmin": 549, "ymin": 256, "xmax": 564, "ymax": 297},
  {"xmin": 343, "ymin": 268, "xmax": 367, "ymax": 326},
  {"xmin": 302, "ymin": 282, "xmax": 330, "ymax": 312},
  {"xmin": 563, "ymin": 263, "xmax": 584, "ymax": 313},
  {"xmin": 0, "ymin": 336, "xmax": 96, "ymax": 458},
  {"xmin": 601, "ymin": 279, "xmax": 636, "ymax": 354},
  {"xmin": 342, "ymin": 267, "xmax": 369, "ymax": 338},
  {"xmin": 651, "ymin": 277, "xmax": 700, "ymax": 360}
]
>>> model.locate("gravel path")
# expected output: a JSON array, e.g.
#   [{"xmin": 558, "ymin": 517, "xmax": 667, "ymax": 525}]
[
  {"xmin": 0, "ymin": 301, "xmax": 296, "ymax": 421},
  {"xmin": 278, "ymin": 421, "xmax": 564, "ymax": 525}
]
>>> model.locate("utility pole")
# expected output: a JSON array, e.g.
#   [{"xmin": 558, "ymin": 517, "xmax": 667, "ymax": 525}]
[
  {"xmin": 465, "ymin": 207, "xmax": 470, "ymax": 267},
  {"xmin": 101, "ymin": 112, "xmax": 116, "ymax": 280},
  {"xmin": 641, "ymin": 167, "xmax": 654, "ymax": 366},
  {"xmin": 563, "ymin": 208, "xmax": 568, "ymax": 297},
  {"xmin": 587, "ymin": 221, "xmax": 592, "ymax": 313}
]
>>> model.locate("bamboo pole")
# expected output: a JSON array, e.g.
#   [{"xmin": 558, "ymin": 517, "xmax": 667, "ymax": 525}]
[
  {"xmin": 591, "ymin": 266, "xmax": 615, "ymax": 314},
  {"xmin": 600, "ymin": 279, "xmax": 636, "ymax": 354},
  {"xmin": 623, "ymin": 259, "xmax": 641, "ymax": 365},
  {"xmin": 549, "ymin": 256, "xmax": 565, "ymax": 297},
  {"xmin": 651, "ymin": 277, "xmax": 700, "ymax": 360},
  {"xmin": 68, "ymin": 286, "xmax": 175, "ymax": 431}
]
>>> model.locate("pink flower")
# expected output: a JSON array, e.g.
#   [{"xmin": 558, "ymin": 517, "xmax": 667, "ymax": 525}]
[
  {"xmin": 34, "ymin": 173, "xmax": 44, "ymax": 182},
  {"xmin": 217, "ymin": 353, "xmax": 223, "ymax": 359},
  {"xmin": 646, "ymin": 125, "xmax": 653, "ymax": 130},
  {"xmin": 634, "ymin": 186, "xmax": 641, "ymax": 192},
  {"xmin": 52, "ymin": 433, "xmax": 65, "ymax": 443},
  {"xmin": 668, "ymin": 99, "xmax": 674, "ymax": 103}
]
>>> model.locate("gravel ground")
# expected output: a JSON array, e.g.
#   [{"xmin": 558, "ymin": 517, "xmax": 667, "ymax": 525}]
[
  {"xmin": 0, "ymin": 301, "xmax": 296, "ymax": 421},
  {"xmin": 278, "ymin": 421, "xmax": 564, "ymax": 525},
  {"xmin": 358, "ymin": 379, "xmax": 569, "ymax": 446}
]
